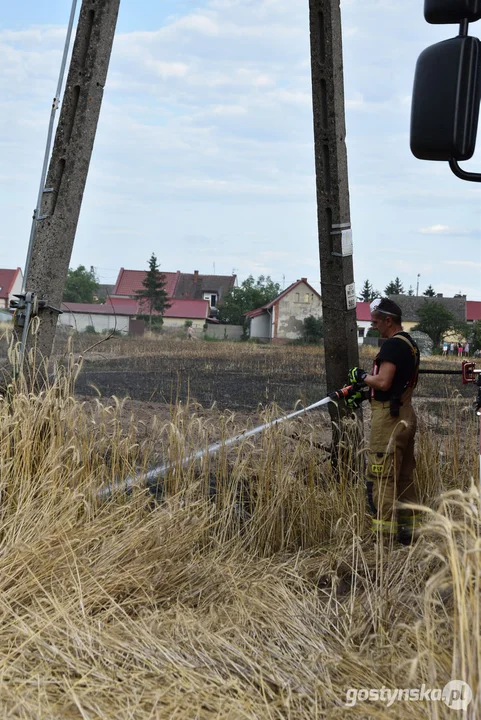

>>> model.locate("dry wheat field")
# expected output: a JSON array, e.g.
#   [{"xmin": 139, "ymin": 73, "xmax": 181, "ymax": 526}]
[{"xmin": 0, "ymin": 335, "xmax": 478, "ymax": 718}]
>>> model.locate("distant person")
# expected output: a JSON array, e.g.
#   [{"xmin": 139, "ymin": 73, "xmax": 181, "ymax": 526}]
[
  {"xmin": 464, "ymin": 342, "xmax": 470, "ymax": 357},
  {"xmin": 450, "ymin": 342, "xmax": 455, "ymax": 356},
  {"xmin": 442, "ymin": 342, "xmax": 448, "ymax": 356},
  {"xmin": 457, "ymin": 342, "xmax": 463, "ymax": 358},
  {"xmin": 187, "ymin": 325, "xmax": 193, "ymax": 340}
]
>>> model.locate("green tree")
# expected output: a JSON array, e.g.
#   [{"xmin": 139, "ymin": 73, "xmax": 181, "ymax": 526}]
[
  {"xmin": 63, "ymin": 265, "xmax": 99, "ymax": 303},
  {"xmin": 468, "ymin": 320, "xmax": 481, "ymax": 353},
  {"xmin": 303, "ymin": 315, "xmax": 324, "ymax": 343},
  {"xmin": 135, "ymin": 253, "xmax": 171, "ymax": 331},
  {"xmin": 423, "ymin": 284, "xmax": 436, "ymax": 297},
  {"xmin": 384, "ymin": 277, "xmax": 404, "ymax": 295},
  {"xmin": 407, "ymin": 286, "xmax": 414, "ymax": 296},
  {"xmin": 218, "ymin": 275, "xmax": 281, "ymax": 325},
  {"xmin": 412, "ymin": 300, "xmax": 456, "ymax": 347},
  {"xmin": 358, "ymin": 279, "xmax": 381, "ymax": 302}
]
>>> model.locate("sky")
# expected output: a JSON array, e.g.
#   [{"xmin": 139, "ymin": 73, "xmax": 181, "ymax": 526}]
[{"xmin": 1, "ymin": 0, "xmax": 481, "ymax": 299}]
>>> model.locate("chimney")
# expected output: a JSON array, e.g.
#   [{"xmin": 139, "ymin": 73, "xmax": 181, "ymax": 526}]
[
  {"xmin": 301, "ymin": 278, "xmax": 307, "ymax": 283},
  {"xmin": 436, "ymin": 293, "xmax": 443, "ymax": 298},
  {"xmin": 193, "ymin": 270, "xmax": 199, "ymax": 284}
]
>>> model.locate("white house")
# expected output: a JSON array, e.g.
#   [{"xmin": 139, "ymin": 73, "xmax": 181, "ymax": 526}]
[
  {"xmin": 245, "ymin": 279, "xmax": 322, "ymax": 342},
  {"xmin": 356, "ymin": 302, "xmax": 372, "ymax": 344},
  {"xmin": 0, "ymin": 268, "xmax": 23, "ymax": 310},
  {"xmin": 59, "ymin": 298, "xmax": 210, "ymax": 334},
  {"xmin": 59, "ymin": 300, "xmax": 133, "ymax": 334}
]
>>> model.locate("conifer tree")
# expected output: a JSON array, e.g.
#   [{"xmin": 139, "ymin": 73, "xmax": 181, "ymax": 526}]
[
  {"xmin": 136, "ymin": 253, "xmax": 171, "ymax": 331},
  {"xmin": 384, "ymin": 277, "xmax": 404, "ymax": 295},
  {"xmin": 358, "ymin": 279, "xmax": 380, "ymax": 302}
]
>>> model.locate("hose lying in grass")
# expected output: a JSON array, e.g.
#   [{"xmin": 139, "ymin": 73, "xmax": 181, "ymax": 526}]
[{"xmin": 98, "ymin": 395, "xmax": 335, "ymax": 499}]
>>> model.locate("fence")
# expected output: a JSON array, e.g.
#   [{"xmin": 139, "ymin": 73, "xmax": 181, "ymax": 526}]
[{"xmin": 204, "ymin": 324, "xmax": 244, "ymax": 340}]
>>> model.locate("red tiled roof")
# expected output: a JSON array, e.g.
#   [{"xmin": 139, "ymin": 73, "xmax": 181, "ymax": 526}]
[
  {"xmin": 113, "ymin": 268, "xmax": 180, "ymax": 298},
  {"xmin": 61, "ymin": 298, "xmax": 209, "ymax": 320},
  {"xmin": 245, "ymin": 307, "xmax": 267, "ymax": 319},
  {"xmin": 109, "ymin": 296, "xmax": 135, "ymax": 307},
  {"xmin": 0, "ymin": 268, "xmax": 21, "ymax": 300},
  {"xmin": 61, "ymin": 300, "xmax": 135, "ymax": 315},
  {"xmin": 467, "ymin": 301, "xmax": 481, "ymax": 322},
  {"xmin": 245, "ymin": 279, "xmax": 321, "ymax": 317},
  {"xmin": 164, "ymin": 299, "xmax": 209, "ymax": 319},
  {"xmin": 356, "ymin": 302, "xmax": 371, "ymax": 321}
]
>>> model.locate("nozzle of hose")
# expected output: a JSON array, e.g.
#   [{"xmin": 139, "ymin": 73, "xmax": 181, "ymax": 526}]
[{"xmin": 329, "ymin": 384, "xmax": 358, "ymax": 402}]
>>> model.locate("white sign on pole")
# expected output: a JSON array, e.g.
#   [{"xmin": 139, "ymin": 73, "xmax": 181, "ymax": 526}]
[
  {"xmin": 345, "ymin": 282, "xmax": 356, "ymax": 310},
  {"xmin": 341, "ymin": 229, "xmax": 353, "ymax": 256}
]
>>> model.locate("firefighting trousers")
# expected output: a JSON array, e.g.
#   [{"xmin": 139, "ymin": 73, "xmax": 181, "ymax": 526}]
[{"xmin": 366, "ymin": 399, "xmax": 418, "ymax": 532}]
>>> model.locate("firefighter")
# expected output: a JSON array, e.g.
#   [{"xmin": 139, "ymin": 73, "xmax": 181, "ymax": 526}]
[{"xmin": 348, "ymin": 298, "xmax": 421, "ymax": 545}]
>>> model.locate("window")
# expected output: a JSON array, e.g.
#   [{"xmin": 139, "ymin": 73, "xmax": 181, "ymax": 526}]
[
  {"xmin": 358, "ymin": 328, "xmax": 365, "ymax": 338},
  {"xmin": 296, "ymin": 293, "xmax": 300, "ymax": 303},
  {"xmin": 304, "ymin": 293, "xmax": 309, "ymax": 303},
  {"xmin": 203, "ymin": 293, "xmax": 217, "ymax": 307}
]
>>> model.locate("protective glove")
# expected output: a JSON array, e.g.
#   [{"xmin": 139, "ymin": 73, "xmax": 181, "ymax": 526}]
[
  {"xmin": 346, "ymin": 385, "xmax": 370, "ymax": 412},
  {"xmin": 345, "ymin": 386, "xmax": 363, "ymax": 411},
  {"xmin": 348, "ymin": 367, "xmax": 368, "ymax": 385}
]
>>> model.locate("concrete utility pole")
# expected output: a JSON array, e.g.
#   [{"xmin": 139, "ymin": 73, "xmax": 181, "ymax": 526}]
[
  {"xmin": 308, "ymin": 0, "xmax": 360, "ymax": 425},
  {"xmin": 21, "ymin": 0, "xmax": 120, "ymax": 363}
]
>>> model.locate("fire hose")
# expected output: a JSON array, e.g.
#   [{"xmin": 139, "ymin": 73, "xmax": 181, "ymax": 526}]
[
  {"xmin": 98, "ymin": 384, "xmax": 362, "ymax": 498},
  {"xmin": 98, "ymin": 362, "xmax": 481, "ymax": 498}
]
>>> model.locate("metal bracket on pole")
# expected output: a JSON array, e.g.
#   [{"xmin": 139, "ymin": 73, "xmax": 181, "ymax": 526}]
[
  {"xmin": 10, "ymin": 293, "xmax": 62, "ymax": 372},
  {"xmin": 449, "ymin": 158, "xmax": 481, "ymax": 183}
]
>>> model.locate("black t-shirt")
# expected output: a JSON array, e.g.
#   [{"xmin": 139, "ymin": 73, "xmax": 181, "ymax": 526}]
[{"xmin": 373, "ymin": 332, "xmax": 419, "ymax": 402}]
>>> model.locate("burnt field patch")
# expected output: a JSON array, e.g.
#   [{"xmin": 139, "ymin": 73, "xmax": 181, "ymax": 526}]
[
  {"xmin": 75, "ymin": 366, "xmax": 325, "ymax": 410},
  {"xmin": 72, "ymin": 339, "xmax": 475, "ymax": 411},
  {"xmin": 74, "ymin": 340, "xmax": 326, "ymax": 410}
]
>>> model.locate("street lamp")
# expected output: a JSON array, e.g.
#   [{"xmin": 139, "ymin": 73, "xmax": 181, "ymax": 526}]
[{"xmin": 416, "ymin": 274, "xmax": 421, "ymax": 296}]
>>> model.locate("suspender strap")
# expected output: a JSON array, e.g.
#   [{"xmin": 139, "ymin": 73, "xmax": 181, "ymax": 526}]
[{"xmin": 393, "ymin": 333, "xmax": 420, "ymax": 388}]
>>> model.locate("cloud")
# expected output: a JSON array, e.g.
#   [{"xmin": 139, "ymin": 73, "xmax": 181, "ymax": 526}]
[
  {"xmin": 259, "ymin": 251, "xmax": 290, "ymax": 260},
  {"xmin": 377, "ymin": 248, "xmax": 428, "ymax": 256},
  {"xmin": 143, "ymin": 60, "xmax": 189, "ymax": 79},
  {"xmin": 211, "ymin": 104, "xmax": 248, "ymax": 116},
  {"xmin": 175, "ymin": 14, "xmax": 221, "ymax": 36},
  {"xmin": 1, "ymin": 0, "xmax": 480, "ymax": 296},
  {"xmin": 267, "ymin": 89, "xmax": 311, "ymax": 105},
  {"xmin": 419, "ymin": 224, "xmax": 453, "ymax": 235},
  {"xmin": 442, "ymin": 260, "xmax": 481, "ymax": 269},
  {"xmin": 346, "ymin": 92, "xmax": 366, "ymax": 110},
  {"xmin": 419, "ymin": 225, "xmax": 480, "ymax": 237}
]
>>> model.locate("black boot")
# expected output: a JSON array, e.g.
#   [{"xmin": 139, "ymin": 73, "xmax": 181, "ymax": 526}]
[{"xmin": 397, "ymin": 512, "xmax": 421, "ymax": 545}]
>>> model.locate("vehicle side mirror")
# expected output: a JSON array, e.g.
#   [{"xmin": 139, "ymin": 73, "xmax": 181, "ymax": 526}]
[
  {"xmin": 425, "ymin": 0, "xmax": 481, "ymax": 24},
  {"xmin": 410, "ymin": 36, "xmax": 481, "ymax": 161}
]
